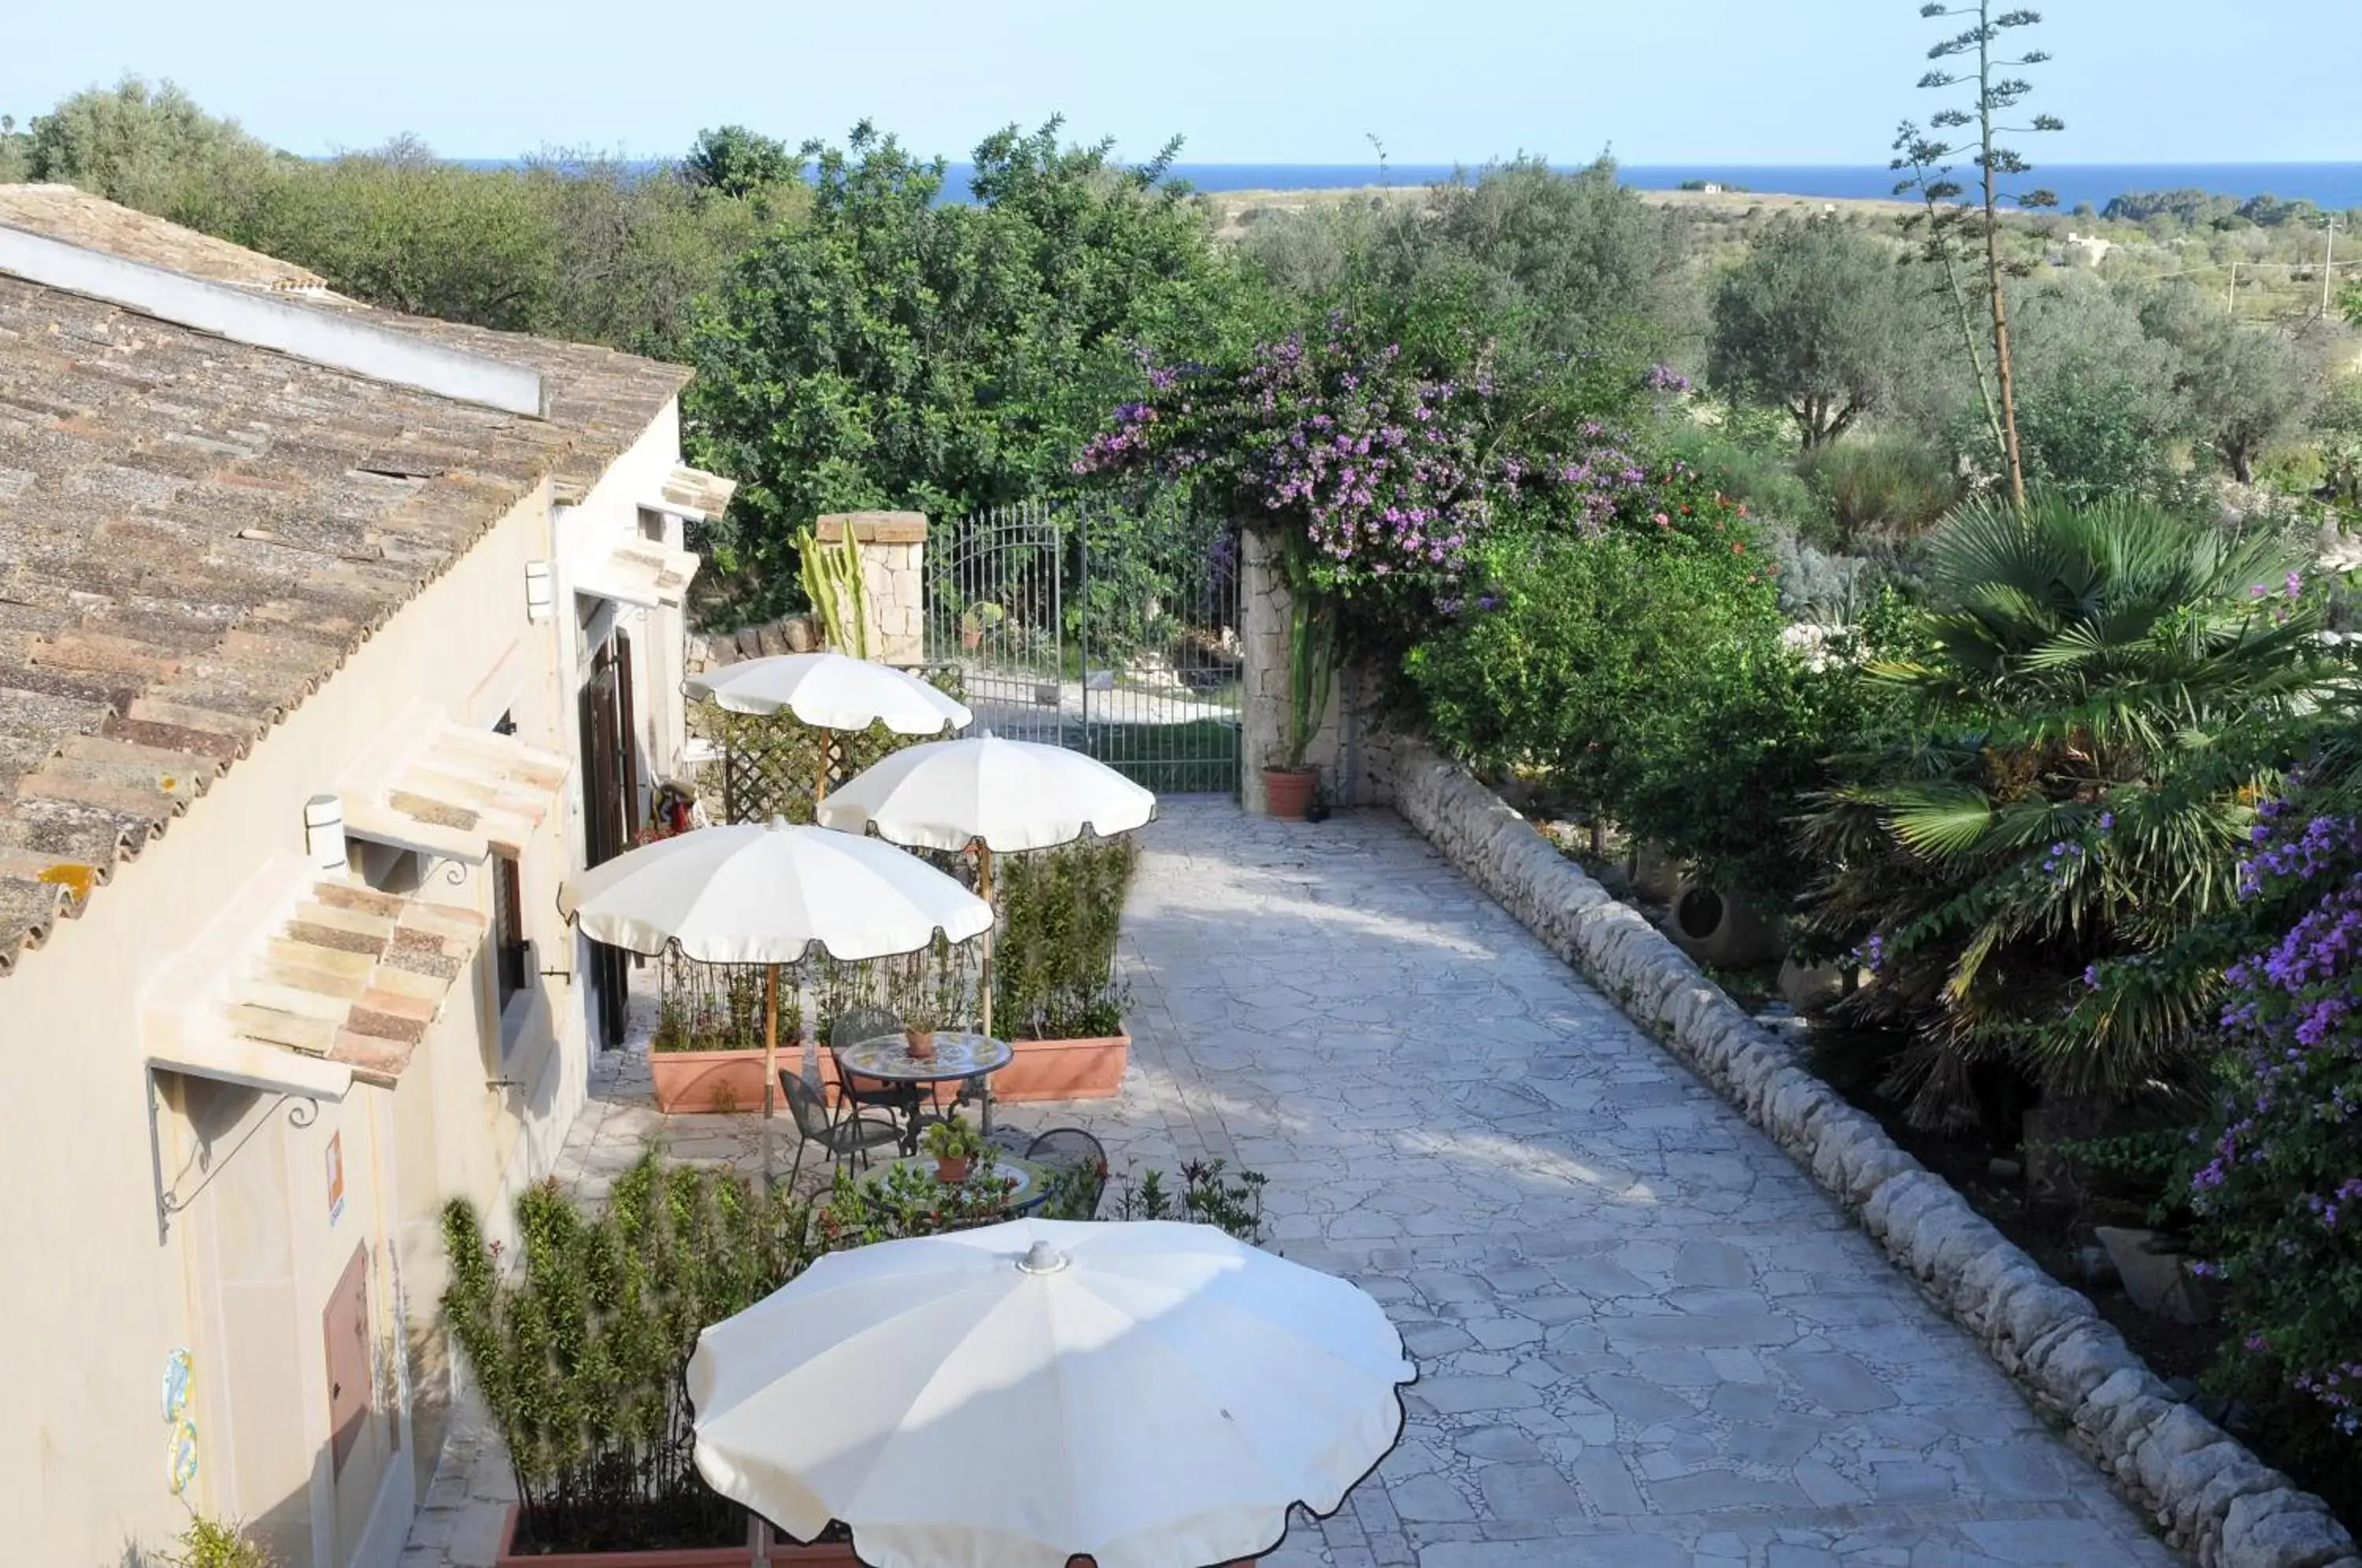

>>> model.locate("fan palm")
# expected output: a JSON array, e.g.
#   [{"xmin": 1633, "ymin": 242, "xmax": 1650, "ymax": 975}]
[{"xmin": 1801, "ymin": 494, "xmax": 2341, "ymax": 1129}]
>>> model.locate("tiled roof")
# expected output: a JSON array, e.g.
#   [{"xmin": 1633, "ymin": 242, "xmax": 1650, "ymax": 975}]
[
  {"xmin": 0, "ymin": 197, "xmax": 694, "ymax": 976},
  {"xmin": 221, "ymin": 878, "xmax": 487, "ymax": 1088},
  {"xmin": 0, "ymin": 183, "xmax": 330, "ymax": 294},
  {"xmin": 342, "ymin": 718, "xmax": 571, "ymax": 864}
]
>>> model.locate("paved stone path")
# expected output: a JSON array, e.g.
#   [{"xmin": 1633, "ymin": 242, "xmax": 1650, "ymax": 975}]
[{"xmin": 405, "ymin": 801, "xmax": 2180, "ymax": 1568}]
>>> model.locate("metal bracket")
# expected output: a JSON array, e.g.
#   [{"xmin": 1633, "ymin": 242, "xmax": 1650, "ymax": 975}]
[
  {"xmin": 538, "ymin": 967, "xmax": 573, "ymax": 984},
  {"xmin": 158, "ymin": 1092, "xmax": 320, "ymax": 1221}
]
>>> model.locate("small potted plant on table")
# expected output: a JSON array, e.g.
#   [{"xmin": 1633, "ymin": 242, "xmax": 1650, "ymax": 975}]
[{"xmin": 921, "ymin": 1116, "xmax": 988, "ymax": 1183}]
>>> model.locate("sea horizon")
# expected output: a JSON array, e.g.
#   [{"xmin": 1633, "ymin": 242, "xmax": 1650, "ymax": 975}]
[{"xmin": 454, "ymin": 157, "xmax": 2362, "ymax": 212}]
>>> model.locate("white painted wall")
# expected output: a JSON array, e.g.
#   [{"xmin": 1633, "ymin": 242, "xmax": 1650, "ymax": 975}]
[{"xmin": 0, "ymin": 394, "xmax": 696, "ymax": 1567}]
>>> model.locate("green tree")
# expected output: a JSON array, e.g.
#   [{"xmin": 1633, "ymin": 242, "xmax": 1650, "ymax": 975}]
[
  {"xmin": 521, "ymin": 150, "xmax": 780, "ymax": 358},
  {"xmin": 239, "ymin": 144, "xmax": 559, "ymax": 330},
  {"xmin": 0, "ymin": 114, "xmax": 29, "ymax": 183},
  {"xmin": 1239, "ymin": 156, "xmax": 1693, "ymax": 420},
  {"xmin": 686, "ymin": 117, "xmax": 1249, "ymax": 605},
  {"xmin": 2004, "ymin": 274, "xmax": 2189, "ymax": 505},
  {"xmin": 1900, "ymin": 2, "xmax": 2067, "ymax": 505},
  {"xmin": 1801, "ymin": 495, "xmax": 2332, "ymax": 1129},
  {"xmin": 28, "ymin": 76, "xmax": 283, "ymax": 233},
  {"xmin": 1708, "ymin": 215, "xmax": 1921, "ymax": 449},
  {"xmin": 683, "ymin": 125, "xmax": 795, "ymax": 200},
  {"xmin": 2140, "ymin": 285, "xmax": 2316, "ymax": 483},
  {"xmin": 1405, "ymin": 485, "xmax": 1863, "ymax": 908}
]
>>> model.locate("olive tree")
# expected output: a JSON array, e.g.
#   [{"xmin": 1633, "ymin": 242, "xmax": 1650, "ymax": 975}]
[
  {"xmin": 1709, "ymin": 216, "xmax": 1922, "ymax": 449},
  {"xmin": 2141, "ymin": 286, "xmax": 2316, "ymax": 483},
  {"xmin": 28, "ymin": 76, "xmax": 281, "ymax": 232}
]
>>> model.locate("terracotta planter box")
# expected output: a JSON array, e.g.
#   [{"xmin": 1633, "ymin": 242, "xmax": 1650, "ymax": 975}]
[
  {"xmin": 649, "ymin": 1048, "xmax": 772, "ymax": 1115},
  {"xmin": 495, "ymin": 1507, "xmax": 747, "ymax": 1567},
  {"xmin": 496, "ymin": 1508, "xmax": 858, "ymax": 1566},
  {"xmin": 994, "ymin": 1031, "xmax": 1131, "ymax": 1101}
]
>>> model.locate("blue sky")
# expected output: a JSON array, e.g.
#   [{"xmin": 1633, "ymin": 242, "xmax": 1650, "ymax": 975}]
[{"xmin": 6, "ymin": 0, "xmax": 2354, "ymax": 166}]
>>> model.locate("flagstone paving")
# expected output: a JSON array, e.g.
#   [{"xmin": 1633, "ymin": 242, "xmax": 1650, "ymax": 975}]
[{"xmin": 403, "ymin": 800, "xmax": 2184, "ymax": 1568}]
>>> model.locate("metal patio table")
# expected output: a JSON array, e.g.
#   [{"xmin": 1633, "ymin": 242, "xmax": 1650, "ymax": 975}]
[
  {"xmin": 869, "ymin": 1154, "xmax": 1059, "ymax": 1216},
  {"xmin": 833, "ymin": 1029, "xmax": 1015, "ymax": 1152}
]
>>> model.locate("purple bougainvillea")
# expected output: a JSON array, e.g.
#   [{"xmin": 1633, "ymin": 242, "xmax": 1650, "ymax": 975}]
[{"xmin": 2192, "ymin": 780, "xmax": 2362, "ymax": 1440}]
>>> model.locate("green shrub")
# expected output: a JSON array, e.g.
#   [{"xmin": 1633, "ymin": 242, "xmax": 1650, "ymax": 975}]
[
  {"xmin": 441, "ymin": 1159, "xmax": 820, "ymax": 1554},
  {"xmin": 1658, "ymin": 418, "xmax": 1829, "ymax": 538},
  {"xmin": 165, "ymin": 1517, "xmax": 276, "ymax": 1568},
  {"xmin": 993, "ymin": 837, "xmax": 1138, "ymax": 1038},
  {"xmin": 444, "ymin": 1147, "xmax": 1273, "ymax": 1552},
  {"xmin": 1405, "ymin": 489, "xmax": 1860, "ymax": 912},
  {"xmin": 650, "ymin": 958, "xmax": 777, "ymax": 1054},
  {"xmin": 1797, "ymin": 431, "xmax": 1960, "ymax": 546}
]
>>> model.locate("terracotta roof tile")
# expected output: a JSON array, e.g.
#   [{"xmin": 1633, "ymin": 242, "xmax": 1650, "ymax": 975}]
[{"xmin": 0, "ymin": 195, "xmax": 695, "ymax": 976}]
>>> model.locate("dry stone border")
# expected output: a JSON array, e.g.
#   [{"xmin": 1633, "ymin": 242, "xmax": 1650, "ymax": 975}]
[{"xmin": 1383, "ymin": 738, "xmax": 2358, "ymax": 1568}]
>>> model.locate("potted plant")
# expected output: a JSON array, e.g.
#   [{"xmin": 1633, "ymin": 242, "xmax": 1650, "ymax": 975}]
[
  {"xmin": 957, "ymin": 601, "xmax": 1005, "ymax": 651},
  {"xmin": 892, "ymin": 942, "xmax": 968, "ymax": 1062},
  {"xmin": 920, "ymin": 1116, "xmax": 988, "ymax": 1183},
  {"xmin": 992, "ymin": 840, "xmax": 1135, "ymax": 1100},
  {"xmin": 1261, "ymin": 538, "xmax": 1336, "ymax": 822},
  {"xmin": 649, "ymin": 962, "xmax": 786, "ymax": 1115}
]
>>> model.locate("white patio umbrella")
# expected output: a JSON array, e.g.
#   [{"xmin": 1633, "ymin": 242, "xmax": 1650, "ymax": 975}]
[
  {"xmin": 557, "ymin": 819, "xmax": 992, "ymax": 1175},
  {"xmin": 687, "ymin": 1217, "xmax": 1415, "ymax": 1568},
  {"xmin": 816, "ymin": 735, "xmax": 1156, "ymax": 1041},
  {"xmin": 685, "ymin": 653, "xmax": 973, "ymax": 802}
]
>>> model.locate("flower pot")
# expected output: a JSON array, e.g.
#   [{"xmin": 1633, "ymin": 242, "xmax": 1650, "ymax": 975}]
[
  {"xmin": 1668, "ymin": 880, "xmax": 1782, "ymax": 969},
  {"xmin": 904, "ymin": 1029, "xmax": 935, "ymax": 1060},
  {"xmin": 648, "ymin": 1048, "xmax": 771, "ymax": 1115},
  {"xmin": 1262, "ymin": 766, "xmax": 1317, "ymax": 821},
  {"xmin": 994, "ymin": 1030, "xmax": 1131, "ymax": 1101},
  {"xmin": 935, "ymin": 1155, "xmax": 973, "ymax": 1183},
  {"xmin": 495, "ymin": 1506, "xmax": 755, "ymax": 1567},
  {"xmin": 960, "ymin": 626, "xmax": 984, "ymax": 651}
]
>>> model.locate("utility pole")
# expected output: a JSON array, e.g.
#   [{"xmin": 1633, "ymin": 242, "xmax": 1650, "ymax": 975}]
[
  {"xmin": 2227, "ymin": 261, "xmax": 2237, "ymax": 315},
  {"xmin": 2326, "ymin": 220, "xmax": 2342, "ymax": 318}
]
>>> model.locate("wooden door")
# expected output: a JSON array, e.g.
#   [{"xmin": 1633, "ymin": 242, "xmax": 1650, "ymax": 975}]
[
  {"xmin": 578, "ymin": 635, "xmax": 635, "ymax": 1048},
  {"xmin": 324, "ymin": 1243, "xmax": 372, "ymax": 1477}
]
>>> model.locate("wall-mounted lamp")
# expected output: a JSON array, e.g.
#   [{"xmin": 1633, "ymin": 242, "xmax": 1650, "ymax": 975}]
[
  {"xmin": 304, "ymin": 793, "xmax": 346, "ymax": 874},
  {"xmin": 524, "ymin": 560, "xmax": 553, "ymax": 624}
]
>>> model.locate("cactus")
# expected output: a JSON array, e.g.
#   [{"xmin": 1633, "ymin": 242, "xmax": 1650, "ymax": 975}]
[{"xmin": 795, "ymin": 523, "xmax": 868, "ymax": 658}]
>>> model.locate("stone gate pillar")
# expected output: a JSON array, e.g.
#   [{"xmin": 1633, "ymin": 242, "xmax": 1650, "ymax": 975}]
[
  {"xmin": 1240, "ymin": 527, "xmax": 1346, "ymax": 814},
  {"xmin": 816, "ymin": 512, "xmax": 927, "ymax": 665}
]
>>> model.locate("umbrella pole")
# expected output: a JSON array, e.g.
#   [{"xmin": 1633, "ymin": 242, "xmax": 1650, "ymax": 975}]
[
  {"xmin": 763, "ymin": 961, "xmax": 779, "ymax": 1193},
  {"xmin": 813, "ymin": 738, "xmax": 830, "ymax": 808},
  {"xmin": 977, "ymin": 842, "xmax": 997, "ymax": 1135},
  {"xmin": 978, "ymin": 842, "xmax": 994, "ymax": 1040}
]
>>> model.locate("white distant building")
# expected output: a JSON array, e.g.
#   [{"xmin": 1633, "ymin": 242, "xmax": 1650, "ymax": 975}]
[{"xmin": 2063, "ymin": 231, "xmax": 2115, "ymax": 267}]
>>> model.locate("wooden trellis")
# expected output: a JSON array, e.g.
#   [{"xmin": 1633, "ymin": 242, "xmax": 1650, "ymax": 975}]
[{"xmin": 671, "ymin": 666, "xmax": 983, "ymax": 1041}]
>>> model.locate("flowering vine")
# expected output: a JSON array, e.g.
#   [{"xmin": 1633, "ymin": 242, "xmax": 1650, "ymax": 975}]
[{"xmin": 2191, "ymin": 778, "xmax": 2362, "ymax": 1440}]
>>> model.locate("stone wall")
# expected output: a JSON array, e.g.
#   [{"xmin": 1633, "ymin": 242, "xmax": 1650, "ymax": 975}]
[{"xmin": 1381, "ymin": 735, "xmax": 2357, "ymax": 1568}]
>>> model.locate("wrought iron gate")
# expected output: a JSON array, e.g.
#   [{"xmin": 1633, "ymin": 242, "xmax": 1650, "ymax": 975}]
[{"xmin": 925, "ymin": 497, "xmax": 1243, "ymax": 795}]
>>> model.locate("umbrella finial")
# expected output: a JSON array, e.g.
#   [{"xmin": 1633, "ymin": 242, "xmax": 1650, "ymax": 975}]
[
  {"xmin": 768, "ymin": 815, "xmax": 790, "ymax": 831},
  {"xmin": 1016, "ymin": 1238, "xmax": 1069, "ymax": 1275}
]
